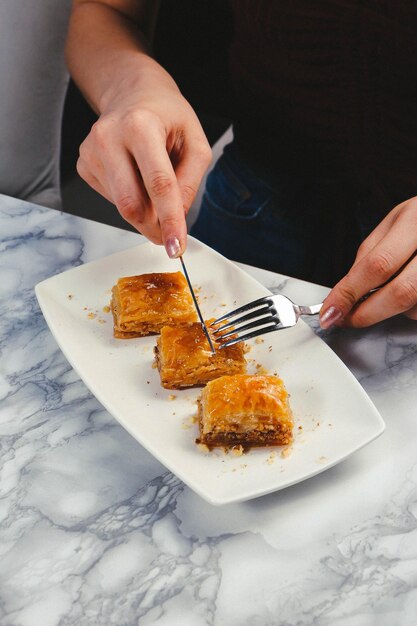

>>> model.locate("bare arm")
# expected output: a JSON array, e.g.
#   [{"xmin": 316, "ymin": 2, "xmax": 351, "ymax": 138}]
[{"xmin": 66, "ymin": 0, "xmax": 211, "ymax": 256}]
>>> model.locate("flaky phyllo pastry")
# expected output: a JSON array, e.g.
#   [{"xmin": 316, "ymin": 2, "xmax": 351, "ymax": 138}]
[
  {"xmin": 111, "ymin": 272, "xmax": 197, "ymax": 338},
  {"xmin": 154, "ymin": 321, "xmax": 246, "ymax": 389},
  {"xmin": 196, "ymin": 374, "xmax": 293, "ymax": 450}
]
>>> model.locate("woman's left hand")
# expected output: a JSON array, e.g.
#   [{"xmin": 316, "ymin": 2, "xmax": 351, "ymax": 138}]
[{"xmin": 320, "ymin": 196, "xmax": 417, "ymax": 328}]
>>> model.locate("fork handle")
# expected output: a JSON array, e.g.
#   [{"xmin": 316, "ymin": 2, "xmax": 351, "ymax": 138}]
[{"xmin": 297, "ymin": 303, "xmax": 323, "ymax": 316}]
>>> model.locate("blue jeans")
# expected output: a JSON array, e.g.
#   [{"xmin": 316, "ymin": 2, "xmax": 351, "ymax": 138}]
[{"xmin": 191, "ymin": 144, "xmax": 384, "ymax": 287}]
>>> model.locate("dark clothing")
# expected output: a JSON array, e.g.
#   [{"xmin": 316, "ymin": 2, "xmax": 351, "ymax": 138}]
[
  {"xmin": 191, "ymin": 144, "xmax": 370, "ymax": 286},
  {"xmin": 193, "ymin": 2, "xmax": 417, "ymax": 286},
  {"xmin": 229, "ymin": 1, "xmax": 417, "ymax": 199}
]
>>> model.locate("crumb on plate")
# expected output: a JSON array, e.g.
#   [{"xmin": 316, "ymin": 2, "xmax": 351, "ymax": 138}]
[{"xmin": 281, "ymin": 446, "xmax": 293, "ymax": 458}]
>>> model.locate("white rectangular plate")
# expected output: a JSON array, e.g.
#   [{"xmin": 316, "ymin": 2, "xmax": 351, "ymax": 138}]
[{"xmin": 35, "ymin": 237, "xmax": 385, "ymax": 505}]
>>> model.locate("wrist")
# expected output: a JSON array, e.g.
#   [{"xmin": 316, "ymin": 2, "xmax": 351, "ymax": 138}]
[{"xmin": 98, "ymin": 53, "xmax": 180, "ymax": 114}]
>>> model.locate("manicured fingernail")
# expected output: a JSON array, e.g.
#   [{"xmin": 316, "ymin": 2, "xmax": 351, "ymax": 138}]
[
  {"xmin": 165, "ymin": 237, "xmax": 181, "ymax": 259},
  {"xmin": 320, "ymin": 306, "xmax": 343, "ymax": 329}
]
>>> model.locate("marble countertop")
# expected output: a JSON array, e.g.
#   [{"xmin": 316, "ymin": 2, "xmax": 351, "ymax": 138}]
[{"xmin": 1, "ymin": 193, "xmax": 417, "ymax": 626}]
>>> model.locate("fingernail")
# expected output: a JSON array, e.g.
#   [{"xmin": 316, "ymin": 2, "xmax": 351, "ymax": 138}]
[
  {"xmin": 320, "ymin": 306, "xmax": 343, "ymax": 329},
  {"xmin": 165, "ymin": 237, "xmax": 181, "ymax": 259}
]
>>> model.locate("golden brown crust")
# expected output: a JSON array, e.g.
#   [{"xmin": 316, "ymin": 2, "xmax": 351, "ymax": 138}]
[
  {"xmin": 196, "ymin": 374, "xmax": 293, "ymax": 450},
  {"xmin": 111, "ymin": 272, "xmax": 197, "ymax": 338},
  {"xmin": 154, "ymin": 321, "xmax": 246, "ymax": 389}
]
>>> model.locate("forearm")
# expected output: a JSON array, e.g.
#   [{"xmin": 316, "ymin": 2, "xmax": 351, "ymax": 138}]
[{"xmin": 65, "ymin": 0, "xmax": 176, "ymax": 114}]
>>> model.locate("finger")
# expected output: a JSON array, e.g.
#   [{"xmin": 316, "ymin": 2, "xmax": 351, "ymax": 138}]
[
  {"xmin": 352, "ymin": 203, "xmax": 404, "ymax": 266},
  {"xmin": 346, "ymin": 256, "xmax": 417, "ymax": 327},
  {"xmin": 131, "ymin": 130, "xmax": 188, "ymax": 257},
  {"xmin": 100, "ymin": 147, "xmax": 163, "ymax": 245},
  {"xmin": 76, "ymin": 156, "xmax": 113, "ymax": 204},
  {"xmin": 320, "ymin": 206, "xmax": 417, "ymax": 328},
  {"xmin": 174, "ymin": 136, "xmax": 211, "ymax": 213},
  {"xmin": 78, "ymin": 138, "xmax": 162, "ymax": 242}
]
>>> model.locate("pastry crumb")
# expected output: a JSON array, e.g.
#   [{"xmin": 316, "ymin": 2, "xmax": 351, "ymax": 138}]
[
  {"xmin": 87, "ymin": 312, "xmax": 96, "ymax": 320},
  {"xmin": 255, "ymin": 337, "xmax": 264, "ymax": 344},
  {"xmin": 102, "ymin": 305, "xmax": 111, "ymax": 314},
  {"xmin": 281, "ymin": 446, "xmax": 293, "ymax": 458},
  {"xmin": 151, "ymin": 361, "xmax": 158, "ymax": 369},
  {"xmin": 197, "ymin": 443, "xmax": 210, "ymax": 454},
  {"xmin": 168, "ymin": 394, "xmax": 177, "ymax": 401},
  {"xmin": 98, "ymin": 318, "xmax": 106, "ymax": 324},
  {"xmin": 231, "ymin": 444, "xmax": 244, "ymax": 457},
  {"xmin": 67, "ymin": 294, "xmax": 74, "ymax": 300},
  {"xmin": 266, "ymin": 451, "xmax": 276, "ymax": 465}
]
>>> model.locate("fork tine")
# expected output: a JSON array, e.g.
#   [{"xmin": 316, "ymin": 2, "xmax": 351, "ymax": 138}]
[
  {"xmin": 211, "ymin": 296, "xmax": 271, "ymax": 326},
  {"xmin": 217, "ymin": 323, "xmax": 283, "ymax": 349},
  {"xmin": 212, "ymin": 305, "xmax": 272, "ymax": 334},
  {"xmin": 214, "ymin": 314, "xmax": 278, "ymax": 341}
]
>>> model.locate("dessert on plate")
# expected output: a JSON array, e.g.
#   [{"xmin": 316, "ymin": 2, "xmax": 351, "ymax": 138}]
[
  {"xmin": 111, "ymin": 271, "xmax": 197, "ymax": 338},
  {"xmin": 196, "ymin": 374, "xmax": 293, "ymax": 450},
  {"xmin": 154, "ymin": 320, "xmax": 246, "ymax": 389}
]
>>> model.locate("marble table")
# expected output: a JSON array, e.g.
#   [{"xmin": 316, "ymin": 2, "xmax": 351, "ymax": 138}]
[{"xmin": 1, "ymin": 193, "xmax": 417, "ymax": 626}]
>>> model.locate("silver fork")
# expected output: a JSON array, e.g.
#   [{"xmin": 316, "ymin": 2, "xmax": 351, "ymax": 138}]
[{"xmin": 212, "ymin": 294, "xmax": 322, "ymax": 348}]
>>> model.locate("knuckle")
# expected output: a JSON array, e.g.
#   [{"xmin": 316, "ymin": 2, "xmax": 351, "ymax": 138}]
[
  {"xmin": 356, "ymin": 238, "xmax": 371, "ymax": 258},
  {"xmin": 367, "ymin": 250, "xmax": 395, "ymax": 280},
  {"xmin": 148, "ymin": 231, "xmax": 163, "ymax": 245},
  {"xmin": 76, "ymin": 156, "xmax": 87, "ymax": 178},
  {"xmin": 336, "ymin": 281, "xmax": 358, "ymax": 307},
  {"xmin": 391, "ymin": 279, "xmax": 417, "ymax": 310},
  {"xmin": 159, "ymin": 215, "xmax": 181, "ymax": 231},
  {"xmin": 349, "ymin": 307, "xmax": 371, "ymax": 328},
  {"xmin": 76, "ymin": 156, "xmax": 93, "ymax": 184},
  {"xmin": 402, "ymin": 199, "xmax": 417, "ymax": 217},
  {"xmin": 78, "ymin": 138, "xmax": 97, "ymax": 167},
  {"xmin": 123, "ymin": 109, "xmax": 156, "ymax": 132},
  {"xmin": 116, "ymin": 194, "xmax": 142, "ymax": 222},
  {"xmin": 181, "ymin": 184, "xmax": 197, "ymax": 206},
  {"xmin": 90, "ymin": 119, "xmax": 109, "ymax": 146},
  {"xmin": 148, "ymin": 173, "xmax": 175, "ymax": 198}
]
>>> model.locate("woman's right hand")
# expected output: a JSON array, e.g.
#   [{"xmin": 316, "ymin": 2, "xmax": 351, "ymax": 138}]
[{"xmin": 76, "ymin": 56, "xmax": 212, "ymax": 258}]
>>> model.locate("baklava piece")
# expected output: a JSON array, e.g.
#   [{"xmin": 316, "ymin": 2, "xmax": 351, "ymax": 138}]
[
  {"xmin": 111, "ymin": 272, "xmax": 197, "ymax": 338},
  {"xmin": 154, "ymin": 321, "xmax": 246, "ymax": 389},
  {"xmin": 196, "ymin": 374, "xmax": 293, "ymax": 450}
]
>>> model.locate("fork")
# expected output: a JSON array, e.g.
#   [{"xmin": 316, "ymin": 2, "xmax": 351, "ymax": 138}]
[{"xmin": 211, "ymin": 294, "xmax": 323, "ymax": 348}]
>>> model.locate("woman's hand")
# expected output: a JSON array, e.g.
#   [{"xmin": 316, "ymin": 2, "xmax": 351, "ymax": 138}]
[
  {"xmin": 320, "ymin": 196, "xmax": 417, "ymax": 328},
  {"xmin": 77, "ymin": 59, "xmax": 211, "ymax": 257},
  {"xmin": 66, "ymin": 0, "xmax": 211, "ymax": 258}
]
